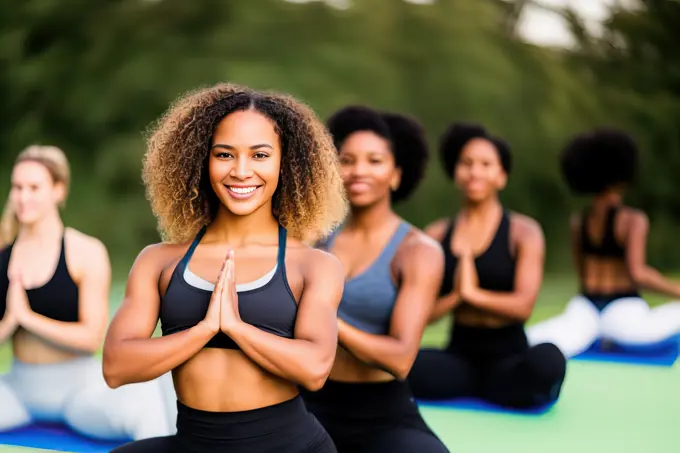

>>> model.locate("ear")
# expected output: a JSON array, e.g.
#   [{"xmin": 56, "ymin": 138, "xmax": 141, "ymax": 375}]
[
  {"xmin": 390, "ymin": 167, "xmax": 403, "ymax": 192},
  {"xmin": 53, "ymin": 181, "xmax": 67, "ymax": 207},
  {"xmin": 496, "ymin": 171, "xmax": 508, "ymax": 191}
]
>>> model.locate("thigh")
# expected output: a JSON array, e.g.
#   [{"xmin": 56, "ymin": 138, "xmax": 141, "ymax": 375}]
[
  {"xmin": 0, "ymin": 373, "xmax": 31, "ymax": 430},
  {"xmin": 407, "ymin": 349, "xmax": 476, "ymax": 400},
  {"xmin": 111, "ymin": 436, "xmax": 176, "ymax": 453},
  {"xmin": 482, "ymin": 343, "xmax": 566, "ymax": 408},
  {"xmin": 359, "ymin": 428, "xmax": 449, "ymax": 453}
]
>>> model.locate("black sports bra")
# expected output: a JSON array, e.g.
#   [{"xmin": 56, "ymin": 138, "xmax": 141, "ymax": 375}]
[
  {"xmin": 0, "ymin": 235, "xmax": 80, "ymax": 323},
  {"xmin": 159, "ymin": 224, "xmax": 299, "ymax": 350},
  {"xmin": 439, "ymin": 210, "xmax": 516, "ymax": 298},
  {"xmin": 580, "ymin": 205, "xmax": 626, "ymax": 258}
]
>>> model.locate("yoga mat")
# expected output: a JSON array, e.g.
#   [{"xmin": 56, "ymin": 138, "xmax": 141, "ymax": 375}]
[
  {"xmin": 418, "ymin": 397, "xmax": 555, "ymax": 415},
  {"xmin": 420, "ymin": 360, "xmax": 678, "ymax": 453},
  {"xmin": 0, "ymin": 424, "xmax": 128, "ymax": 453},
  {"xmin": 573, "ymin": 337, "xmax": 679, "ymax": 367}
]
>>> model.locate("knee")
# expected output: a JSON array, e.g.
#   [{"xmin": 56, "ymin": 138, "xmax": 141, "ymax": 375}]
[{"xmin": 528, "ymin": 343, "xmax": 567, "ymax": 384}]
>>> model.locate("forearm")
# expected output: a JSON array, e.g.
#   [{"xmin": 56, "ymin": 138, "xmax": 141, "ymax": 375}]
[
  {"xmin": 636, "ymin": 267, "xmax": 680, "ymax": 299},
  {"xmin": 429, "ymin": 293, "xmax": 458, "ymax": 323},
  {"xmin": 19, "ymin": 312, "xmax": 102, "ymax": 354},
  {"xmin": 0, "ymin": 317, "xmax": 17, "ymax": 344},
  {"xmin": 228, "ymin": 321, "xmax": 335, "ymax": 391},
  {"xmin": 103, "ymin": 322, "xmax": 214, "ymax": 388},
  {"xmin": 465, "ymin": 289, "xmax": 532, "ymax": 322},
  {"xmin": 338, "ymin": 321, "xmax": 412, "ymax": 380}
]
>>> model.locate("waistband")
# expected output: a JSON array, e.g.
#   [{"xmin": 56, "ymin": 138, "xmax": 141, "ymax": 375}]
[
  {"xmin": 582, "ymin": 291, "xmax": 641, "ymax": 311},
  {"xmin": 447, "ymin": 322, "xmax": 528, "ymax": 358},
  {"xmin": 301, "ymin": 379, "xmax": 416, "ymax": 416},
  {"xmin": 176, "ymin": 395, "xmax": 308, "ymax": 440}
]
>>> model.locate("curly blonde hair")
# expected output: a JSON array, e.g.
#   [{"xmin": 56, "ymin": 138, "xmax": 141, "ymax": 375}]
[{"xmin": 143, "ymin": 83, "xmax": 348, "ymax": 244}]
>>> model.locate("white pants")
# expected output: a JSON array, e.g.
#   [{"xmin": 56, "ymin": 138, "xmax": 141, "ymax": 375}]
[
  {"xmin": 526, "ymin": 296, "xmax": 680, "ymax": 358},
  {"xmin": 0, "ymin": 356, "xmax": 177, "ymax": 441}
]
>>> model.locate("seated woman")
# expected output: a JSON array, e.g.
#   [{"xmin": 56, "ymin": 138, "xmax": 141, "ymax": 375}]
[
  {"xmin": 527, "ymin": 128, "xmax": 680, "ymax": 358},
  {"xmin": 407, "ymin": 123, "xmax": 566, "ymax": 409},
  {"xmin": 0, "ymin": 145, "xmax": 175, "ymax": 441},
  {"xmin": 302, "ymin": 106, "xmax": 449, "ymax": 453},
  {"xmin": 103, "ymin": 83, "xmax": 348, "ymax": 453}
]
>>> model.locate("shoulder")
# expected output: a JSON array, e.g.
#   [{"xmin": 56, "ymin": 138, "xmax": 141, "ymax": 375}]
[
  {"xmin": 619, "ymin": 206, "xmax": 647, "ymax": 224},
  {"xmin": 398, "ymin": 225, "xmax": 445, "ymax": 270},
  {"xmin": 508, "ymin": 212, "xmax": 544, "ymax": 246},
  {"xmin": 65, "ymin": 228, "xmax": 109, "ymax": 260},
  {"xmin": 423, "ymin": 217, "xmax": 453, "ymax": 242},
  {"xmin": 131, "ymin": 241, "xmax": 190, "ymax": 274},
  {"xmin": 290, "ymin": 239, "xmax": 344, "ymax": 281}
]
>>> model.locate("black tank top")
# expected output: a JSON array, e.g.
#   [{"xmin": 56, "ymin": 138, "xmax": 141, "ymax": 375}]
[
  {"xmin": 580, "ymin": 205, "xmax": 625, "ymax": 258},
  {"xmin": 0, "ymin": 235, "xmax": 80, "ymax": 323},
  {"xmin": 160, "ymin": 224, "xmax": 298, "ymax": 350},
  {"xmin": 439, "ymin": 210, "xmax": 516, "ymax": 298}
]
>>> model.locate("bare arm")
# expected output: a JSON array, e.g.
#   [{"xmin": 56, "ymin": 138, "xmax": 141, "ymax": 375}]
[
  {"xmin": 0, "ymin": 314, "xmax": 18, "ymax": 344},
  {"xmin": 337, "ymin": 236, "xmax": 445, "ymax": 380},
  {"xmin": 569, "ymin": 213, "xmax": 584, "ymax": 282},
  {"xmin": 102, "ymin": 245, "xmax": 216, "ymax": 388},
  {"xmin": 461, "ymin": 218, "xmax": 545, "ymax": 322},
  {"xmin": 423, "ymin": 219, "xmax": 459, "ymax": 323},
  {"xmin": 625, "ymin": 212, "xmax": 680, "ymax": 298},
  {"xmin": 225, "ymin": 250, "xmax": 344, "ymax": 392},
  {"xmin": 17, "ymin": 239, "xmax": 111, "ymax": 354}
]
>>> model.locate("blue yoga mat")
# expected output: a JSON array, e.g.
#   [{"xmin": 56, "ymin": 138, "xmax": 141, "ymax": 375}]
[
  {"xmin": 0, "ymin": 423, "xmax": 129, "ymax": 452},
  {"xmin": 417, "ymin": 397, "xmax": 555, "ymax": 415},
  {"xmin": 573, "ymin": 336, "xmax": 680, "ymax": 367}
]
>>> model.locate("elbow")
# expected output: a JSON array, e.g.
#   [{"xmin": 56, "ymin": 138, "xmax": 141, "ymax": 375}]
[
  {"xmin": 101, "ymin": 348, "xmax": 126, "ymax": 389},
  {"xmin": 628, "ymin": 266, "xmax": 647, "ymax": 287},
  {"xmin": 299, "ymin": 356, "xmax": 334, "ymax": 392}
]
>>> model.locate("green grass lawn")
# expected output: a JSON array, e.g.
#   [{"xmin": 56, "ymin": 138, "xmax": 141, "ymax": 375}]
[{"xmin": 1, "ymin": 274, "xmax": 678, "ymax": 452}]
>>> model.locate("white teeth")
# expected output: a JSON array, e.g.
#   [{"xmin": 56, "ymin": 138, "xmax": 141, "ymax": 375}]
[{"xmin": 229, "ymin": 186, "xmax": 257, "ymax": 194}]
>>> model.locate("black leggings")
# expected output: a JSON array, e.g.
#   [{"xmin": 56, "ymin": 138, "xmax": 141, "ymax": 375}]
[
  {"xmin": 110, "ymin": 396, "xmax": 336, "ymax": 453},
  {"xmin": 408, "ymin": 323, "xmax": 567, "ymax": 408},
  {"xmin": 301, "ymin": 379, "xmax": 449, "ymax": 453}
]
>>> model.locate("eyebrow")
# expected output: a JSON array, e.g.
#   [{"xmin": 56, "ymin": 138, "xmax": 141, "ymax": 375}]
[{"xmin": 211, "ymin": 143, "xmax": 273, "ymax": 151}]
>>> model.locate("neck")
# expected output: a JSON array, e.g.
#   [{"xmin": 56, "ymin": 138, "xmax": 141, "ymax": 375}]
[
  {"xmin": 592, "ymin": 190, "xmax": 623, "ymax": 208},
  {"xmin": 346, "ymin": 198, "xmax": 397, "ymax": 233},
  {"xmin": 208, "ymin": 204, "xmax": 279, "ymax": 246},
  {"xmin": 461, "ymin": 196, "xmax": 502, "ymax": 221},
  {"xmin": 17, "ymin": 211, "xmax": 64, "ymax": 243}
]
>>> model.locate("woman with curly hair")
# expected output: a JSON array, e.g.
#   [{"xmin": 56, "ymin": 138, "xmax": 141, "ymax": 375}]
[
  {"xmin": 407, "ymin": 123, "xmax": 566, "ymax": 409},
  {"xmin": 102, "ymin": 83, "xmax": 348, "ymax": 453},
  {"xmin": 301, "ymin": 106, "xmax": 449, "ymax": 453},
  {"xmin": 0, "ymin": 146, "xmax": 175, "ymax": 441},
  {"xmin": 526, "ymin": 128, "xmax": 680, "ymax": 358}
]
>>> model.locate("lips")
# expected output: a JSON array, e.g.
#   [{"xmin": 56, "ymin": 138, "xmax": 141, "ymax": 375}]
[{"xmin": 225, "ymin": 185, "xmax": 261, "ymax": 200}]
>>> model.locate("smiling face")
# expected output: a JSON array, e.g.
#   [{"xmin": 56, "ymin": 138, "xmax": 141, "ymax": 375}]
[
  {"xmin": 454, "ymin": 137, "xmax": 507, "ymax": 203},
  {"xmin": 10, "ymin": 160, "xmax": 65, "ymax": 226},
  {"xmin": 338, "ymin": 130, "xmax": 402, "ymax": 209},
  {"xmin": 208, "ymin": 109, "xmax": 282, "ymax": 217}
]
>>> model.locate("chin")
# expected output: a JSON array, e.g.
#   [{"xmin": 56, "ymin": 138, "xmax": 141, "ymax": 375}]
[
  {"xmin": 15, "ymin": 211, "xmax": 41, "ymax": 225},
  {"xmin": 348, "ymin": 194, "xmax": 378, "ymax": 209}
]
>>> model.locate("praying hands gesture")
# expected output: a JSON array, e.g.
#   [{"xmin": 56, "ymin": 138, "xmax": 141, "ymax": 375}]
[
  {"xmin": 202, "ymin": 250, "xmax": 241, "ymax": 335},
  {"xmin": 6, "ymin": 271, "xmax": 32, "ymax": 324}
]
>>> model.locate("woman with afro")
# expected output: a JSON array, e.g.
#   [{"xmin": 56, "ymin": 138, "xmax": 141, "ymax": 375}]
[
  {"xmin": 407, "ymin": 123, "xmax": 566, "ymax": 409},
  {"xmin": 102, "ymin": 83, "xmax": 349, "ymax": 453},
  {"xmin": 526, "ymin": 128, "xmax": 680, "ymax": 358},
  {"xmin": 301, "ymin": 106, "xmax": 449, "ymax": 453}
]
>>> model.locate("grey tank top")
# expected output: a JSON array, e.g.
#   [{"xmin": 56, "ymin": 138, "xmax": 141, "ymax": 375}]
[{"xmin": 320, "ymin": 222, "xmax": 412, "ymax": 335}]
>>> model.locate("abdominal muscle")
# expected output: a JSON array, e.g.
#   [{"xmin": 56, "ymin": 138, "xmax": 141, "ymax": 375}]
[
  {"xmin": 173, "ymin": 348, "xmax": 299, "ymax": 412},
  {"xmin": 12, "ymin": 328, "xmax": 83, "ymax": 364},
  {"xmin": 328, "ymin": 345, "xmax": 394, "ymax": 383}
]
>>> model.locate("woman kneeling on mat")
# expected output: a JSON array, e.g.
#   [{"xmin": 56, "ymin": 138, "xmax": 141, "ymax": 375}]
[
  {"xmin": 527, "ymin": 128, "xmax": 680, "ymax": 358},
  {"xmin": 0, "ymin": 146, "xmax": 175, "ymax": 441},
  {"xmin": 302, "ymin": 106, "xmax": 449, "ymax": 453},
  {"xmin": 102, "ymin": 83, "xmax": 348, "ymax": 453},
  {"xmin": 408, "ymin": 123, "xmax": 566, "ymax": 409}
]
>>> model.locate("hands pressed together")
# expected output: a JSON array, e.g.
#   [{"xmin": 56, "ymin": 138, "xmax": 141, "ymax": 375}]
[
  {"xmin": 202, "ymin": 250, "xmax": 243, "ymax": 336},
  {"xmin": 5, "ymin": 270, "xmax": 33, "ymax": 330}
]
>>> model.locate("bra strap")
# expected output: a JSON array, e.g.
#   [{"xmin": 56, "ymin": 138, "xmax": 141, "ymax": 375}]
[
  {"xmin": 178, "ymin": 226, "xmax": 207, "ymax": 271},
  {"xmin": 277, "ymin": 224, "xmax": 287, "ymax": 268}
]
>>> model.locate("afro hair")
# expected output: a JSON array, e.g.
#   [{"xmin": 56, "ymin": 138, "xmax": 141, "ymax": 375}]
[
  {"xmin": 438, "ymin": 122, "xmax": 512, "ymax": 178},
  {"xmin": 560, "ymin": 128, "xmax": 639, "ymax": 195},
  {"xmin": 326, "ymin": 105, "xmax": 430, "ymax": 203}
]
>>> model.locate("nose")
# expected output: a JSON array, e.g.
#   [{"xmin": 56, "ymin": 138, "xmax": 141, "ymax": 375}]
[
  {"xmin": 350, "ymin": 160, "xmax": 370, "ymax": 178},
  {"xmin": 230, "ymin": 155, "xmax": 254, "ymax": 180}
]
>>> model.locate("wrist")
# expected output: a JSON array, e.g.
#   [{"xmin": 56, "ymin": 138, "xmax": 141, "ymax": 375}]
[{"xmin": 222, "ymin": 319, "xmax": 244, "ymax": 338}]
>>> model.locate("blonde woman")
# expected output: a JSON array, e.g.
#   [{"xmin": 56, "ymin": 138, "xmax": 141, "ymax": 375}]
[{"xmin": 0, "ymin": 145, "xmax": 175, "ymax": 441}]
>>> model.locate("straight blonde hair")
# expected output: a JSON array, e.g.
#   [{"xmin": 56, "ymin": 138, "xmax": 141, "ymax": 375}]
[{"xmin": 0, "ymin": 145, "xmax": 71, "ymax": 247}]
